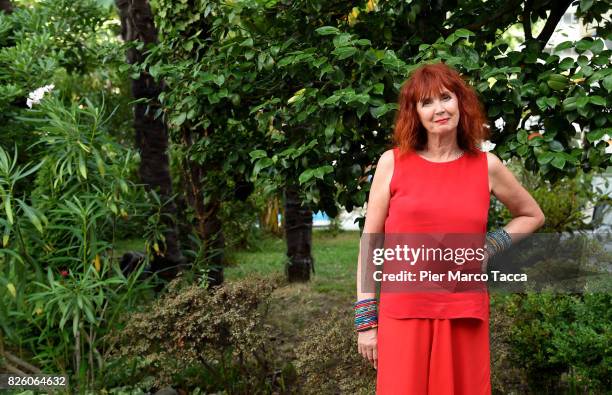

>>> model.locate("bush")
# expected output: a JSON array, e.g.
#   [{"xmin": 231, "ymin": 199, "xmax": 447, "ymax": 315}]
[
  {"xmin": 492, "ymin": 293, "xmax": 611, "ymax": 393},
  {"xmin": 0, "ymin": 92, "xmax": 156, "ymax": 391},
  {"xmin": 488, "ymin": 162, "xmax": 604, "ymax": 232},
  {"xmin": 294, "ymin": 307, "xmax": 376, "ymax": 395},
  {"xmin": 105, "ymin": 275, "xmax": 294, "ymax": 393}
]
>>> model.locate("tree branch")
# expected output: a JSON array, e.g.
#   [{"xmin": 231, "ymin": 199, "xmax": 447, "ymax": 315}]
[
  {"xmin": 2, "ymin": 351, "xmax": 42, "ymax": 374},
  {"xmin": 536, "ymin": 0, "xmax": 573, "ymax": 48},
  {"xmin": 523, "ymin": 0, "xmax": 533, "ymax": 40},
  {"xmin": 2, "ymin": 363, "xmax": 26, "ymax": 376},
  {"xmin": 463, "ymin": 0, "xmax": 524, "ymax": 32}
]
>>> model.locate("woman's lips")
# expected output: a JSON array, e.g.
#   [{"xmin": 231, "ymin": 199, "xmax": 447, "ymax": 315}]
[{"xmin": 435, "ymin": 118, "xmax": 449, "ymax": 124}]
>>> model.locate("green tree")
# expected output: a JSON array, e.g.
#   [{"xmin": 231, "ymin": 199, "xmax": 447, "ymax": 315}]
[
  {"xmin": 134, "ymin": 0, "xmax": 611, "ymax": 283},
  {"xmin": 115, "ymin": 0, "xmax": 185, "ymax": 277}
]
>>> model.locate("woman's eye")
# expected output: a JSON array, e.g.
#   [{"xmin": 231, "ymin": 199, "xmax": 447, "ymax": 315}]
[
  {"xmin": 442, "ymin": 95, "xmax": 451, "ymax": 101},
  {"xmin": 422, "ymin": 99, "xmax": 432, "ymax": 105}
]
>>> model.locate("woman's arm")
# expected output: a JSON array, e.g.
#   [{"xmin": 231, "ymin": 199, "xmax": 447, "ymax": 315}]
[
  {"xmin": 487, "ymin": 152, "xmax": 545, "ymax": 242},
  {"xmin": 356, "ymin": 149, "xmax": 394, "ymax": 301},
  {"xmin": 356, "ymin": 149, "xmax": 394, "ymax": 369}
]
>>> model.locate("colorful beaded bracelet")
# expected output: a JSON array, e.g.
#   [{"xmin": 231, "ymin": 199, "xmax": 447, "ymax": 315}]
[{"xmin": 354, "ymin": 298, "xmax": 378, "ymax": 332}]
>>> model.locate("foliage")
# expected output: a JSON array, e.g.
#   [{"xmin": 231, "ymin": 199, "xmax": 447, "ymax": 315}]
[
  {"xmin": 0, "ymin": 0, "xmax": 610, "ymax": 392},
  {"xmin": 219, "ymin": 197, "xmax": 264, "ymax": 252},
  {"xmin": 0, "ymin": 92, "xmax": 155, "ymax": 390},
  {"xmin": 238, "ymin": 0, "xmax": 610, "ymax": 219},
  {"xmin": 488, "ymin": 161, "xmax": 607, "ymax": 231},
  {"xmin": 494, "ymin": 293, "xmax": 611, "ymax": 392},
  {"xmin": 142, "ymin": 0, "xmax": 612, "ymax": 224},
  {"xmin": 0, "ymin": 0, "xmax": 129, "ymax": 162},
  {"xmin": 145, "ymin": 0, "xmax": 262, "ymax": 224},
  {"xmin": 294, "ymin": 307, "xmax": 376, "ymax": 394},
  {"xmin": 105, "ymin": 275, "xmax": 291, "ymax": 393}
]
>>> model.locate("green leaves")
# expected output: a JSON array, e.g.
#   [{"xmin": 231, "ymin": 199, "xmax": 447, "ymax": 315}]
[
  {"xmin": 550, "ymin": 155, "xmax": 566, "ymax": 170},
  {"xmin": 549, "ymin": 140, "xmax": 564, "ymax": 152},
  {"xmin": 603, "ymin": 75, "xmax": 612, "ymax": 92},
  {"xmin": 562, "ymin": 96, "xmax": 577, "ymax": 111},
  {"xmin": 580, "ymin": 0, "xmax": 594, "ymax": 12},
  {"xmin": 554, "ymin": 41, "xmax": 574, "ymax": 52},
  {"xmin": 589, "ymin": 95, "xmax": 607, "ymax": 106},
  {"xmin": 16, "ymin": 199, "xmax": 47, "ymax": 234},
  {"xmin": 370, "ymin": 103, "xmax": 398, "ymax": 118},
  {"xmin": 249, "ymin": 150, "xmax": 268, "ymax": 160},
  {"xmin": 547, "ymin": 74, "xmax": 568, "ymax": 91},
  {"xmin": 315, "ymin": 26, "xmax": 340, "ymax": 36},
  {"xmin": 298, "ymin": 165, "xmax": 333, "ymax": 184},
  {"xmin": 287, "ymin": 88, "xmax": 306, "ymax": 105},
  {"xmin": 171, "ymin": 112, "xmax": 187, "ymax": 126},
  {"xmin": 558, "ymin": 57, "xmax": 574, "ymax": 71},
  {"xmin": 586, "ymin": 128, "xmax": 610, "ymax": 143},
  {"xmin": 253, "ymin": 157, "xmax": 273, "ymax": 177},
  {"xmin": 3, "ymin": 194, "xmax": 13, "ymax": 225},
  {"xmin": 444, "ymin": 28, "xmax": 474, "ymax": 45},
  {"xmin": 332, "ymin": 46, "xmax": 357, "ymax": 60},
  {"xmin": 575, "ymin": 38, "xmax": 599, "ymax": 53}
]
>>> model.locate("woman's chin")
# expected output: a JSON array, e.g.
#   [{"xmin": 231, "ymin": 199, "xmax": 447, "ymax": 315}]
[{"xmin": 428, "ymin": 125, "xmax": 457, "ymax": 135}]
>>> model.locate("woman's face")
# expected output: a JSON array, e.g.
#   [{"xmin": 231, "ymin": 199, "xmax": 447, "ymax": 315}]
[{"xmin": 416, "ymin": 88, "xmax": 460, "ymax": 136}]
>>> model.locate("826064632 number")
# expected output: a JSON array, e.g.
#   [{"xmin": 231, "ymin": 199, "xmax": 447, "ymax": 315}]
[{"xmin": 0, "ymin": 374, "xmax": 68, "ymax": 389}]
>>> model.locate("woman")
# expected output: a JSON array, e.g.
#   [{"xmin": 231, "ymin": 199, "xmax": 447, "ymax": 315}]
[{"xmin": 354, "ymin": 62, "xmax": 545, "ymax": 394}]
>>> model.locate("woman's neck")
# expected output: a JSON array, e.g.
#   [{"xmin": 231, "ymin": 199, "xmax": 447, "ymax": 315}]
[{"xmin": 419, "ymin": 132, "xmax": 462, "ymax": 161}]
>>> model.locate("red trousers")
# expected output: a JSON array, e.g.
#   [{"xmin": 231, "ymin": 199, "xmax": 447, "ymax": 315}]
[{"xmin": 376, "ymin": 314, "xmax": 491, "ymax": 395}]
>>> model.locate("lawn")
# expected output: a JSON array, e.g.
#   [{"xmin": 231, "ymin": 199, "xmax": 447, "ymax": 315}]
[
  {"xmin": 226, "ymin": 229, "xmax": 360, "ymax": 298},
  {"xmin": 113, "ymin": 230, "xmax": 361, "ymax": 344}
]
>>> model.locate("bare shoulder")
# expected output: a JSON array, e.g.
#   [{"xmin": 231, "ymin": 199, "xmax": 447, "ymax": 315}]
[
  {"xmin": 378, "ymin": 149, "xmax": 395, "ymax": 168},
  {"xmin": 370, "ymin": 148, "xmax": 394, "ymax": 186},
  {"xmin": 485, "ymin": 151, "xmax": 504, "ymax": 175}
]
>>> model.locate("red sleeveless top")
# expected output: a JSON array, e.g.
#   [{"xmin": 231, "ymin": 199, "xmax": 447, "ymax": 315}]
[{"xmin": 378, "ymin": 148, "xmax": 490, "ymax": 320}]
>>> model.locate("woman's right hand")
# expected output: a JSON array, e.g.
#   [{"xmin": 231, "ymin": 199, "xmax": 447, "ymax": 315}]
[{"xmin": 357, "ymin": 327, "xmax": 378, "ymax": 369}]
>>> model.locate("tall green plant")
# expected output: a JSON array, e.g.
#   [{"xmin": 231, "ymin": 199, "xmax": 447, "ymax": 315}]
[{"xmin": 0, "ymin": 90, "xmax": 156, "ymax": 391}]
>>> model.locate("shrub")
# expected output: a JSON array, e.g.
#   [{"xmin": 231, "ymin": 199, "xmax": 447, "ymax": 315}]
[
  {"xmin": 105, "ymin": 275, "xmax": 292, "ymax": 393},
  {"xmin": 488, "ymin": 162, "xmax": 604, "ymax": 232},
  {"xmin": 294, "ymin": 307, "xmax": 376, "ymax": 395},
  {"xmin": 493, "ymin": 293, "xmax": 611, "ymax": 393}
]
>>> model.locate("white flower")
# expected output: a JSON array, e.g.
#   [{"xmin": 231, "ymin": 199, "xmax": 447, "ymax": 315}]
[
  {"xmin": 481, "ymin": 140, "xmax": 496, "ymax": 152},
  {"xmin": 604, "ymin": 137, "xmax": 612, "ymax": 155},
  {"xmin": 596, "ymin": 134, "xmax": 612, "ymax": 155},
  {"xmin": 26, "ymin": 84, "xmax": 55, "ymax": 108}
]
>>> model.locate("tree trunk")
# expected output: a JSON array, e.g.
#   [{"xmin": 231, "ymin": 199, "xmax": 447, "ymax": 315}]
[
  {"xmin": 201, "ymin": 200, "xmax": 224, "ymax": 286},
  {"xmin": 180, "ymin": 129, "xmax": 224, "ymax": 286},
  {"xmin": 284, "ymin": 186, "xmax": 314, "ymax": 282},
  {"xmin": 115, "ymin": 0, "xmax": 184, "ymax": 276},
  {"xmin": 0, "ymin": 0, "xmax": 12, "ymax": 14}
]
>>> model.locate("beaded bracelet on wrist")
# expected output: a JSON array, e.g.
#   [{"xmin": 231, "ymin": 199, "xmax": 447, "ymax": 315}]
[
  {"xmin": 486, "ymin": 229, "xmax": 512, "ymax": 256},
  {"xmin": 354, "ymin": 298, "xmax": 378, "ymax": 332}
]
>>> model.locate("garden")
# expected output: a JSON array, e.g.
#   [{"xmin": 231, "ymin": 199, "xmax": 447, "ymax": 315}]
[{"xmin": 0, "ymin": 0, "xmax": 611, "ymax": 394}]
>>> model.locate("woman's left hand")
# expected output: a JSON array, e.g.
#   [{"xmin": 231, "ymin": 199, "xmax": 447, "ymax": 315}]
[{"xmin": 357, "ymin": 327, "xmax": 378, "ymax": 369}]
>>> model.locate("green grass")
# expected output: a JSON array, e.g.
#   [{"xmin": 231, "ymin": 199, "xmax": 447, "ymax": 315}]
[
  {"xmin": 224, "ymin": 229, "xmax": 362, "ymax": 374},
  {"xmin": 111, "ymin": 238, "xmax": 145, "ymax": 257},
  {"xmin": 226, "ymin": 230, "xmax": 360, "ymax": 299},
  {"xmin": 111, "ymin": 231, "xmax": 360, "ymax": 299},
  {"xmin": 110, "ymin": 230, "xmax": 362, "ymax": 391}
]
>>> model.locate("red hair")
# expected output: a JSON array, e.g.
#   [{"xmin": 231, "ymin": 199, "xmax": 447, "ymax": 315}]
[{"xmin": 393, "ymin": 62, "xmax": 489, "ymax": 154}]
